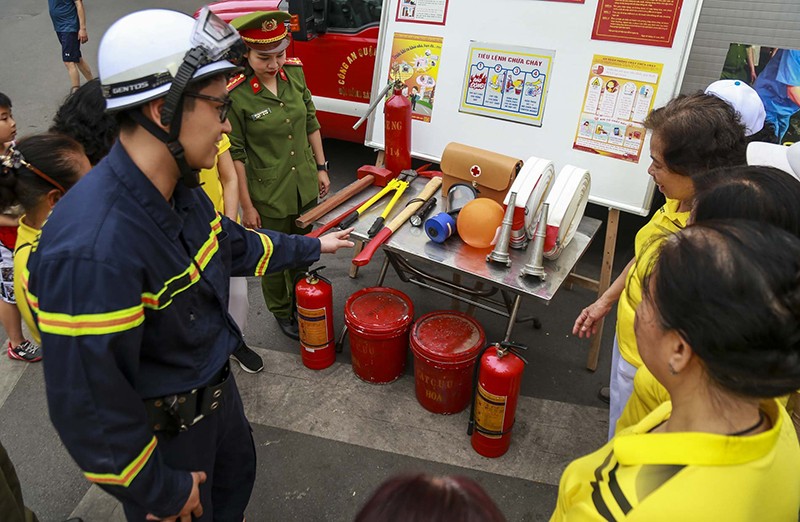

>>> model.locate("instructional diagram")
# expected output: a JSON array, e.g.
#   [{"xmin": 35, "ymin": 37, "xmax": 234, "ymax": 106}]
[
  {"xmin": 389, "ymin": 33, "xmax": 444, "ymax": 123},
  {"xmin": 573, "ymin": 55, "xmax": 663, "ymax": 163},
  {"xmin": 459, "ymin": 43, "xmax": 555, "ymax": 127}
]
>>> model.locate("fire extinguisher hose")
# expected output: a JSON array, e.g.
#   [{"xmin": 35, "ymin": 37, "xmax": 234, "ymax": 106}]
[{"xmin": 467, "ymin": 341, "xmax": 529, "ymax": 436}]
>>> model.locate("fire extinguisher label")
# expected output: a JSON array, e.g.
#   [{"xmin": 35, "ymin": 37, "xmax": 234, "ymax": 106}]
[
  {"xmin": 474, "ymin": 384, "xmax": 507, "ymax": 439},
  {"xmin": 297, "ymin": 306, "xmax": 329, "ymax": 350}
]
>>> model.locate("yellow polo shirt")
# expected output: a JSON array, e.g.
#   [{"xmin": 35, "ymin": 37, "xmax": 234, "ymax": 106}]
[
  {"xmin": 619, "ymin": 367, "xmax": 792, "ymax": 433},
  {"xmin": 198, "ymin": 134, "xmax": 231, "ymax": 215},
  {"xmin": 14, "ymin": 216, "xmax": 40, "ymax": 343},
  {"xmin": 552, "ymin": 400, "xmax": 800, "ymax": 521},
  {"xmin": 616, "ymin": 199, "xmax": 689, "ymax": 368}
]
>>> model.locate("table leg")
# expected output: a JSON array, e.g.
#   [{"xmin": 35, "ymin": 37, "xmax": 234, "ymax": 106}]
[
  {"xmin": 503, "ymin": 295, "xmax": 522, "ymax": 343},
  {"xmin": 349, "ymin": 240, "xmax": 364, "ymax": 279},
  {"xmin": 376, "ymin": 255, "xmax": 390, "ymax": 286},
  {"xmin": 465, "ymin": 281, "xmax": 484, "ymax": 317},
  {"xmin": 586, "ymin": 208, "xmax": 619, "ymax": 371},
  {"xmin": 335, "ymin": 324, "xmax": 349, "ymax": 353},
  {"xmin": 451, "ymin": 273, "xmax": 462, "ymax": 311}
]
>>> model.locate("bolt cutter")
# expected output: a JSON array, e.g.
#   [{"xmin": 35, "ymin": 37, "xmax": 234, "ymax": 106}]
[{"xmin": 339, "ymin": 169, "xmax": 418, "ymax": 237}]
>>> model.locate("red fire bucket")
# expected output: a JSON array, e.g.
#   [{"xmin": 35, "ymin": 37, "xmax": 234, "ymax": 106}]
[
  {"xmin": 344, "ymin": 287, "xmax": 414, "ymax": 384},
  {"xmin": 410, "ymin": 311, "xmax": 485, "ymax": 414}
]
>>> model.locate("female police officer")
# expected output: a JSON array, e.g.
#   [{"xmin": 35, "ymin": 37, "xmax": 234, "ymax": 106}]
[{"xmin": 227, "ymin": 10, "xmax": 331, "ymax": 340}]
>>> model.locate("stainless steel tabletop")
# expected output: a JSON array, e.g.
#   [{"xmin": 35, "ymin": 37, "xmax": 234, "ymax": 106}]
[{"xmin": 316, "ymin": 179, "xmax": 602, "ymax": 303}]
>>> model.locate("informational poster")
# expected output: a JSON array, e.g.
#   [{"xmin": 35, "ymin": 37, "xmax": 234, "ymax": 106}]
[
  {"xmin": 396, "ymin": 0, "xmax": 449, "ymax": 25},
  {"xmin": 541, "ymin": 0, "xmax": 585, "ymax": 3},
  {"xmin": 459, "ymin": 43, "xmax": 554, "ymax": 127},
  {"xmin": 573, "ymin": 55, "xmax": 663, "ymax": 163},
  {"xmin": 592, "ymin": 0, "xmax": 683, "ymax": 48},
  {"xmin": 388, "ymin": 33, "xmax": 444, "ymax": 123}
]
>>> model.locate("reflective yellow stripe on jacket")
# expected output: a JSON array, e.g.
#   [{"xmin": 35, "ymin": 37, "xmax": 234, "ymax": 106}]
[
  {"xmin": 254, "ymin": 230, "xmax": 273, "ymax": 276},
  {"xmin": 35, "ymin": 303, "xmax": 145, "ymax": 336},
  {"xmin": 83, "ymin": 436, "xmax": 157, "ymax": 487}
]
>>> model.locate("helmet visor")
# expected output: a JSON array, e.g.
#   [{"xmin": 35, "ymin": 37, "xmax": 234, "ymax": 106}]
[{"xmin": 192, "ymin": 6, "xmax": 241, "ymax": 61}]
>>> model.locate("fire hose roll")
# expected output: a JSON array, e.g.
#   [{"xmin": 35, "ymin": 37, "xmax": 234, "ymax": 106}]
[
  {"xmin": 503, "ymin": 157, "xmax": 556, "ymax": 248},
  {"xmin": 542, "ymin": 166, "xmax": 591, "ymax": 260}
]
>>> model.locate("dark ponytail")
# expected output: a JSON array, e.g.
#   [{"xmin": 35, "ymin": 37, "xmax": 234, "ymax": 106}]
[{"xmin": 0, "ymin": 133, "xmax": 85, "ymax": 211}]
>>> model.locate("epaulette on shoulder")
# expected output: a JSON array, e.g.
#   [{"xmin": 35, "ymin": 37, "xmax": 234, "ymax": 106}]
[
  {"xmin": 284, "ymin": 57, "xmax": 303, "ymax": 66},
  {"xmin": 227, "ymin": 73, "xmax": 246, "ymax": 92}
]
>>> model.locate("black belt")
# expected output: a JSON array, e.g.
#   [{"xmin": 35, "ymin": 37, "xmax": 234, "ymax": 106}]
[{"xmin": 144, "ymin": 362, "xmax": 230, "ymax": 436}]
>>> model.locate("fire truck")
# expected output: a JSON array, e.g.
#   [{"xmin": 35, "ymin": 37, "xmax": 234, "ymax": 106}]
[{"xmin": 202, "ymin": 0, "xmax": 381, "ymax": 143}]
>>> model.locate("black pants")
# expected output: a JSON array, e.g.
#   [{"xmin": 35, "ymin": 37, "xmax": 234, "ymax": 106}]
[
  {"xmin": 123, "ymin": 374, "xmax": 256, "ymax": 521},
  {"xmin": 0, "ymin": 439, "xmax": 38, "ymax": 522}
]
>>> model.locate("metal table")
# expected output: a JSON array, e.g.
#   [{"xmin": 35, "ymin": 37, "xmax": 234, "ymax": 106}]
[{"xmin": 317, "ymin": 179, "xmax": 601, "ymax": 342}]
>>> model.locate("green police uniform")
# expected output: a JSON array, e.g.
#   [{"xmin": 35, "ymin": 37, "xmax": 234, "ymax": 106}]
[
  {"xmin": 228, "ymin": 61, "xmax": 321, "ymax": 318},
  {"xmin": 228, "ymin": 63, "xmax": 320, "ymax": 218}
]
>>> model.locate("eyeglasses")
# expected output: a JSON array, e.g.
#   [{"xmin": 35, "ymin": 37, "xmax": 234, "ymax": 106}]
[{"xmin": 184, "ymin": 93, "xmax": 232, "ymax": 123}]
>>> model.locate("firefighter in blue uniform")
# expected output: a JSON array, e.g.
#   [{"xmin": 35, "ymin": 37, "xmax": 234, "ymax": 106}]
[{"xmin": 25, "ymin": 8, "xmax": 353, "ymax": 521}]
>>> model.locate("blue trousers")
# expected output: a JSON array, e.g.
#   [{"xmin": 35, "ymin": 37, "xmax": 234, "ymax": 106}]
[{"xmin": 123, "ymin": 374, "xmax": 256, "ymax": 521}]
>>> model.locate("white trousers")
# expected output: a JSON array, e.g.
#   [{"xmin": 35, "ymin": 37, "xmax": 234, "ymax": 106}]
[
  {"xmin": 228, "ymin": 277, "xmax": 249, "ymax": 332},
  {"xmin": 608, "ymin": 334, "xmax": 637, "ymax": 439}
]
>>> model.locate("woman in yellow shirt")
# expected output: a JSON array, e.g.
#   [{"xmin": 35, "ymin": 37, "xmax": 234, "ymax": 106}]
[
  {"xmin": 617, "ymin": 164, "xmax": 800, "ymax": 436},
  {"xmin": 553, "ymin": 220, "xmax": 800, "ymax": 521},
  {"xmin": 573, "ymin": 93, "xmax": 747, "ymax": 437}
]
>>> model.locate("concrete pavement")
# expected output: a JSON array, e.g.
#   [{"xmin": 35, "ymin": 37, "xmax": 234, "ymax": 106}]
[{"xmin": 0, "ymin": 1, "xmax": 652, "ymax": 520}]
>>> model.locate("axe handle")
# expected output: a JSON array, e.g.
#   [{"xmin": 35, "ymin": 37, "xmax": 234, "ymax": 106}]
[
  {"xmin": 352, "ymin": 176, "xmax": 442, "ymax": 267},
  {"xmin": 385, "ymin": 176, "xmax": 442, "ymax": 232},
  {"xmin": 295, "ymin": 175, "xmax": 375, "ymax": 228}
]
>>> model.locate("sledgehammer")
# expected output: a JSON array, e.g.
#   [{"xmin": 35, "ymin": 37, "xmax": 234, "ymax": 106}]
[{"xmin": 295, "ymin": 165, "xmax": 396, "ymax": 229}]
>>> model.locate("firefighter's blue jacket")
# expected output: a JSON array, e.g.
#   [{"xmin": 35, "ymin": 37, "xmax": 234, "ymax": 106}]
[{"xmin": 26, "ymin": 142, "xmax": 320, "ymax": 515}]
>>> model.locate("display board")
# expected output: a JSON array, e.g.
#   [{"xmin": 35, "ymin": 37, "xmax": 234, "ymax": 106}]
[{"xmin": 366, "ymin": 0, "xmax": 704, "ymax": 216}]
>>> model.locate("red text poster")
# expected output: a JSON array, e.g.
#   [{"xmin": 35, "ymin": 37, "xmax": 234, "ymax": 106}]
[
  {"xmin": 541, "ymin": 0, "xmax": 585, "ymax": 3},
  {"xmin": 592, "ymin": 0, "xmax": 683, "ymax": 48}
]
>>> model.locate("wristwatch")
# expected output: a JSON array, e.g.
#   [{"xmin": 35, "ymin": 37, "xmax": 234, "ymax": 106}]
[{"xmin": 316, "ymin": 161, "xmax": 330, "ymax": 171}]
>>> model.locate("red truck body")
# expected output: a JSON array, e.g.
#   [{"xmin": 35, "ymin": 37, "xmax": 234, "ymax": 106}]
[{"xmin": 201, "ymin": 0, "xmax": 379, "ymax": 143}]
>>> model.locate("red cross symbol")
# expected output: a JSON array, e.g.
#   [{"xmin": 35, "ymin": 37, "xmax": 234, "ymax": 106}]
[{"xmin": 470, "ymin": 165, "xmax": 481, "ymax": 177}]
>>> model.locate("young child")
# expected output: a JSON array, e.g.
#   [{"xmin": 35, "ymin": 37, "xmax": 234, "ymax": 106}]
[{"xmin": 0, "ymin": 93, "xmax": 40, "ymax": 362}]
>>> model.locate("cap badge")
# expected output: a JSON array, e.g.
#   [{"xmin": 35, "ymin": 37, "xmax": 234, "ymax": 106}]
[{"xmin": 262, "ymin": 19, "xmax": 278, "ymax": 31}]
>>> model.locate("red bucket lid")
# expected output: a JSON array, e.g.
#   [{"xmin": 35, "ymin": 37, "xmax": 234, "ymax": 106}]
[
  {"xmin": 344, "ymin": 287, "xmax": 414, "ymax": 334},
  {"xmin": 410, "ymin": 311, "xmax": 485, "ymax": 365}
]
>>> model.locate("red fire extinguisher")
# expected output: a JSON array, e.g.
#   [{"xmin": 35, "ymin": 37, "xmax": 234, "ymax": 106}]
[
  {"xmin": 294, "ymin": 267, "xmax": 335, "ymax": 370},
  {"xmin": 468, "ymin": 341, "xmax": 528, "ymax": 458},
  {"xmin": 384, "ymin": 81, "xmax": 412, "ymax": 176}
]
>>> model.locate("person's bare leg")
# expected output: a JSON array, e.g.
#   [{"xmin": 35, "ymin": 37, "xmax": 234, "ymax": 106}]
[
  {"xmin": 77, "ymin": 58, "xmax": 93, "ymax": 81},
  {"xmin": 0, "ymin": 300, "xmax": 25, "ymax": 347},
  {"xmin": 64, "ymin": 61, "xmax": 80, "ymax": 91}
]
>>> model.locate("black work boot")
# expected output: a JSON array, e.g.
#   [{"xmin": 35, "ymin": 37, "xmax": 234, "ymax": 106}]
[{"xmin": 274, "ymin": 315, "xmax": 300, "ymax": 341}]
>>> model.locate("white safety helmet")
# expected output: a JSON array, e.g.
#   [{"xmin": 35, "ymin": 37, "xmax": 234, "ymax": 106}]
[
  {"xmin": 99, "ymin": 8, "xmax": 242, "ymax": 114},
  {"xmin": 98, "ymin": 7, "xmax": 244, "ymax": 187}
]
